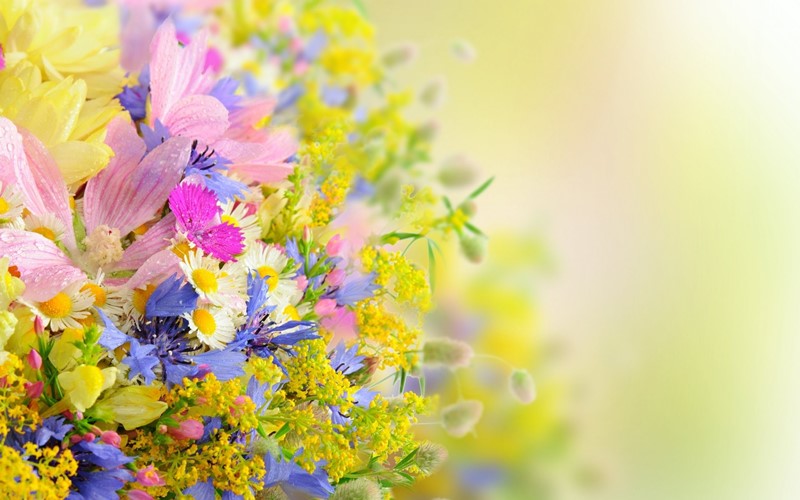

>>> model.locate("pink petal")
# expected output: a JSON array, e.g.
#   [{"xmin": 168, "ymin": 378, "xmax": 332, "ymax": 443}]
[
  {"xmin": 193, "ymin": 223, "xmax": 243, "ymax": 262},
  {"xmin": 0, "ymin": 229, "xmax": 85, "ymax": 302},
  {"xmin": 214, "ymin": 130, "xmax": 297, "ymax": 184},
  {"xmin": 164, "ymin": 94, "xmax": 229, "ymax": 144},
  {"xmin": 226, "ymin": 97, "xmax": 276, "ymax": 137},
  {"xmin": 120, "ymin": 5, "xmax": 157, "ymax": 72},
  {"xmin": 85, "ymin": 118, "xmax": 192, "ymax": 236},
  {"xmin": 124, "ymin": 248, "xmax": 180, "ymax": 291},
  {"xmin": 149, "ymin": 19, "xmax": 214, "ymax": 125},
  {"xmin": 0, "ymin": 119, "xmax": 75, "ymax": 250},
  {"xmin": 168, "ymin": 182, "xmax": 219, "ymax": 234},
  {"xmin": 110, "ymin": 213, "xmax": 176, "ymax": 272}
]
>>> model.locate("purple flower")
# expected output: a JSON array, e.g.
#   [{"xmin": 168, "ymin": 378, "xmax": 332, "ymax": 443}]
[
  {"xmin": 145, "ymin": 274, "xmax": 198, "ymax": 318},
  {"xmin": 96, "ymin": 308, "xmax": 131, "ymax": 350},
  {"xmin": 262, "ymin": 451, "xmax": 333, "ymax": 498},
  {"xmin": 168, "ymin": 182, "xmax": 244, "ymax": 262},
  {"xmin": 329, "ymin": 343, "xmax": 364, "ymax": 376},
  {"xmin": 333, "ymin": 272, "xmax": 378, "ymax": 306},
  {"xmin": 123, "ymin": 339, "xmax": 160, "ymax": 385}
]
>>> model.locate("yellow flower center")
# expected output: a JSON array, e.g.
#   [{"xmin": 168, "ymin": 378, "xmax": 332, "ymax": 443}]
[
  {"xmin": 0, "ymin": 198, "xmax": 9, "ymax": 215},
  {"xmin": 283, "ymin": 305, "xmax": 300, "ymax": 321},
  {"xmin": 191, "ymin": 268, "xmax": 218, "ymax": 294},
  {"xmin": 38, "ymin": 292, "xmax": 72, "ymax": 319},
  {"xmin": 81, "ymin": 283, "xmax": 106, "ymax": 307},
  {"xmin": 192, "ymin": 309, "xmax": 216, "ymax": 335},
  {"xmin": 133, "ymin": 223, "xmax": 149, "ymax": 236},
  {"xmin": 221, "ymin": 214, "xmax": 239, "ymax": 227},
  {"xmin": 171, "ymin": 241, "xmax": 192, "ymax": 260},
  {"xmin": 31, "ymin": 226, "xmax": 56, "ymax": 241},
  {"xmin": 133, "ymin": 284, "xmax": 157, "ymax": 315},
  {"xmin": 256, "ymin": 266, "xmax": 279, "ymax": 291}
]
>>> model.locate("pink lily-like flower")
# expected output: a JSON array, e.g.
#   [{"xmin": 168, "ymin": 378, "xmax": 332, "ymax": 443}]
[
  {"xmin": 168, "ymin": 181, "xmax": 244, "ymax": 262},
  {"xmin": 147, "ymin": 19, "xmax": 297, "ymax": 184},
  {"xmin": 0, "ymin": 116, "xmax": 191, "ymax": 301}
]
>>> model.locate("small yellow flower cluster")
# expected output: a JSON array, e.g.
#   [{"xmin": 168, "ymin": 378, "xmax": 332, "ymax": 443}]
[
  {"xmin": 283, "ymin": 404, "xmax": 359, "ymax": 481},
  {"xmin": 172, "ymin": 374, "xmax": 258, "ymax": 432},
  {"xmin": 347, "ymin": 392, "xmax": 429, "ymax": 462},
  {"xmin": 361, "ymin": 247, "xmax": 432, "ymax": 312},
  {"xmin": 354, "ymin": 300, "xmax": 420, "ymax": 371},
  {"xmin": 0, "ymin": 354, "xmax": 40, "ymax": 437},
  {"xmin": 125, "ymin": 429, "xmax": 265, "ymax": 499},
  {"xmin": 0, "ymin": 443, "xmax": 77, "ymax": 500},
  {"xmin": 247, "ymin": 356, "xmax": 284, "ymax": 385},
  {"xmin": 310, "ymin": 157, "xmax": 356, "ymax": 226},
  {"xmin": 283, "ymin": 339, "xmax": 352, "ymax": 407}
]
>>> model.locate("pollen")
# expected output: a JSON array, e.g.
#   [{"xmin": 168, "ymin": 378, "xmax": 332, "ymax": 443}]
[
  {"xmin": 0, "ymin": 197, "xmax": 8, "ymax": 214},
  {"xmin": 38, "ymin": 292, "xmax": 72, "ymax": 319},
  {"xmin": 221, "ymin": 214, "xmax": 240, "ymax": 227},
  {"xmin": 133, "ymin": 284, "xmax": 157, "ymax": 315},
  {"xmin": 31, "ymin": 226, "xmax": 56, "ymax": 241},
  {"xmin": 83, "ymin": 225, "xmax": 123, "ymax": 267},
  {"xmin": 172, "ymin": 241, "xmax": 192, "ymax": 259},
  {"xmin": 81, "ymin": 283, "xmax": 106, "ymax": 307},
  {"xmin": 256, "ymin": 265, "xmax": 279, "ymax": 291},
  {"xmin": 192, "ymin": 309, "xmax": 216, "ymax": 335},
  {"xmin": 192, "ymin": 269, "xmax": 218, "ymax": 294}
]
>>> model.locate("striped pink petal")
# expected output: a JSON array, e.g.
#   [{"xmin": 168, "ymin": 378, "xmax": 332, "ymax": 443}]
[
  {"xmin": 214, "ymin": 130, "xmax": 297, "ymax": 184},
  {"xmin": 0, "ymin": 229, "xmax": 85, "ymax": 302},
  {"xmin": 84, "ymin": 117, "xmax": 192, "ymax": 236},
  {"xmin": 110, "ymin": 214, "xmax": 176, "ymax": 272},
  {"xmin": 124, "ymin": 249, "xmax": 181, "ymax": 291},
  {"xmin": 164, "ymin": 94, "xmax": 229, "ymax": 144}
]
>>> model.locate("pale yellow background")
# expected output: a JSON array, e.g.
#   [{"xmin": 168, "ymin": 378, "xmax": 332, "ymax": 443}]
[{"xmin": 370, "ymin": 1, "xmax": 800, "ymax": 498}]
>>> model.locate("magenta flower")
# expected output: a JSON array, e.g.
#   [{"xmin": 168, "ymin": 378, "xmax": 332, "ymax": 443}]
[{"xmin": 168, "ymin": 182, "xmax": 244, "ymax": 262}]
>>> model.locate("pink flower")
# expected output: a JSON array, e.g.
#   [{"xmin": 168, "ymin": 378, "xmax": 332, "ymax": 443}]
[
  {"xmin": 326, "ymin": 235, "xmax": 344, "ymax": 256},
  {"xmin": 168, "ymin": 182, "xmax": 244, "ymax": 262},
  {"xmin": 24, "ymin": 381, "xmax": 43, "ymax": 399},
  {"xmin": 167, "ymin": 419, "xmax": 204, "ymax": 440},
  {"xmin": 27, "ymin": 349, "xmax": 42, "ymax": 370},
  {"xmin": 101, "ymin": 430, "xmax": 121, "ymax": 447},
  {"xmin": 314, "ymin": 299, "xmax": 337, "ymax": 317},
  {"xmin": 326, "ymin": 269, "xmax": 345, "ymax": 288},
  {"xmin": 321, "ymin": 308, "xmax": 358, "ymax": 344},
  {"xmin": 136, "ymin": 464, "xmax": 166, "ymax": 487}
]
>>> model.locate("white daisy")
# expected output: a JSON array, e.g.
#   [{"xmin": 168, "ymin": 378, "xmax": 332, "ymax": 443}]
[
  {"xmin": 180, "ymin": 250, "xmax": 244, "ymax": 306},
  {"xmin": 0, "ymin": 182, "xmax": 24, "ymax": 223},
  {"xmin": 221, "ymin": 201, "xmax": 261, "ymax": 246},
  {"xmin": 184, "ymin": 305, "xmax": 236, "ymax": 350},
  {"xmin": 24, "ymin": 212, "xmax": 65, "ymax": 243},
  {"xmin": 242, "ymin": 243, "xmax": 301, "ymax": 306},
  {"xmin": 26, "ymin": 281, "xmax": 94, "ymax": 331}
]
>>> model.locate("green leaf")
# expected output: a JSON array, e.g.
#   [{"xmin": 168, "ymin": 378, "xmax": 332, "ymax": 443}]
[
  {"xmin": 394, "ymin": 447, "xmax": 420, "ymax": 470},
  {"xmin": 398, "ymin": 367, "xmax": 408, "ymax": 393},
  {"xmin": 443, "ymin": 196, "xmax": 454, "ymax": 213},
  {"xmin": 427, "ymin": 239, "xmax": 437, "ymax": 292},
  {"xmin": 467, "ymin": 176, "xmax": 495, "ymax": 200},
  {"xmin": 464, "ymin": 222, "xmax": 485, "ymax": 236},
  {"xmin": 274, "ymin": 422, "xmax": 291, "ymax": 439}
]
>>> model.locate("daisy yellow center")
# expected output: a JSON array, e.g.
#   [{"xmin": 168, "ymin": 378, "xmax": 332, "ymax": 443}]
[
  {"xmin": 221, "ymin": 214, "xmax": 239, "ymax": 227},
  {"xmin": 32, "ymin": 226, "xmax": 56, "ymax": 241},
  {"xmin": 192, "ymin": 309, "xmax": 216, "ymax": 335},
  {"xmin": 133, "ymin": 284, "xmax": 157, "ymax": 315},
  {"xmin": 38, "ymin": 292, "xmax": 72, "ymax": 319},
  {"xmin": 192, "ymin": 269, "xmax": 218, "ymax": 294},
  {"xmin": 256, "ymin": 266, "xmax": 279, "ymax": 291},
  {"xmin": 283, "ymin": 305, "xmax": 300, "ymax": 321},
  {"xmin": 81, "ymin": 283, "xmax": 106, "ymax": 307},
  {"xmin": 172, "ymin": 241, "xmax": 192, "ymax": 260},
  {"xmin": 0, "ymin": 198, "xmax": 9, "ymax": 214}
]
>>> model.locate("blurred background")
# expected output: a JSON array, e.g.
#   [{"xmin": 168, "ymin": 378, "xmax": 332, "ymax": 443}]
[{"xmin": 368, "ymin": 1, "xmax": 800, "ymax": 499}]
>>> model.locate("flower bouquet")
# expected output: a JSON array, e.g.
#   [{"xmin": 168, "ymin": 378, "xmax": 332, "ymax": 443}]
[{"xmin": 0, "ymin": 1, "xmax": 520, "ymax": 499}]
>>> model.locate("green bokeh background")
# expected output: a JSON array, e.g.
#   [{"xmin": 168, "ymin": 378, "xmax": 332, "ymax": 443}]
[{"xmin": 369, "ymin": 1, "xmax": 800, "ymax": 498}]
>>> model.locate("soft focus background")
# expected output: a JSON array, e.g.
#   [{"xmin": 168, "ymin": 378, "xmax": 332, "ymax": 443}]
[{"xmin": 369, "ymin": 1, "xmax": 800, "ymax": 499}]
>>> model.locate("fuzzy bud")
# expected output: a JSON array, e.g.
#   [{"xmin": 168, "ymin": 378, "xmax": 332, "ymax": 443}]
[
  {"xmin": 331, "ymin": 478, "xmax": 381, "ymax": 500},
  {"xmin": 422, "ymin": 338, "xmax": 474, "ymax": 369},
  {"xmin": 420, "ymin": 77, "xmax": 446, "ymax": 108},
  {"xmin": 438, "ymin": 155, "xmax": 478, "ymax": 187},
  {"xmin": 381, "ymin": 42, "xmax": 418, "ymax": 67},
  {"xmin": 416, "ymin": 441, "xmax": 448, "ymax": 476},
  {"xmin": 24, "ymin": 381, "xmax": 43, "ymax": 399},
  {"xmin": 441, "ymin": 399, "xmax": 483, "ymax": 438},
  {"xmin": 509, "ymin": 369, "xmax": 537, "ymax": 404},
  {"xmin": 415, "ymin": 120, "xmax": 439, "ymax": 142},
  {"xmin": 258, "ymin": 487, "xmax": 289, "ymax": 500},
  {"xmin": 459, "ymin": 235, "xmax": 487, "ymax": 264}
]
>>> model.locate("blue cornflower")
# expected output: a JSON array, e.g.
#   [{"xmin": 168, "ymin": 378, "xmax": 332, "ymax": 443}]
[
  {"xmin": 332, "ymin": 272, "xmax": 378, "ymax": 306},
  {"xmin": 185, "ymin": 140, "xmax": 247, "ymax": 202},
  {"xmin": 141, "ymin": 119, "xmax": 171, "ymax": 151},
  {"xmin": 68, "ymin": 440, "xmax": 135, "ymax": 500},
  {"xmin": 146, "ymin": 274, "xmax": 198, "ymax": 318},
  {"xmin": 123, "ymin": 338, "xmax": 160, "ymax": 384},
  {"xmin": 262, "ymin": 451, "xmax": 334, "ymax": 499},
  {"xmin": 329, "ymin": 343, "xmax": 364, "ymax": 375},
  {"xmin": 210, "ymin": 77, "xmax": 243, "ymax": 111},
  {"xmin": 116, "ymin": 66, "xmax": 150, "ymax": 121}
]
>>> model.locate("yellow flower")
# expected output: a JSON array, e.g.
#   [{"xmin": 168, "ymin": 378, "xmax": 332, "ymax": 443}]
[
  {"xmin": 92, "ymin": 385, "xmax": 167, "ymax": 430},
  {"xmin": 57, "ymin": 364, "xmax": 117, "ymax": 412}
]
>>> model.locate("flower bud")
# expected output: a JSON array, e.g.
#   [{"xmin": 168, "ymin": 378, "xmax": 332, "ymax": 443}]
[
  {"xmin": 326, "ymin": 268, "xmax": 345, "ymax": 287},
  {"xmin": 34, "ymin": 315, "xmax": 45, "ymax": 335},
  {"xmin": 326, "ymin": 234, "xmax": 344, "ymax": 256},
  {"xmin": 127, "ymin": 490, "xmax": 154, "ymax": 500},
  {"xmin": 452, "ymin": 39, "xmax": 477, "ymax": 62},
  {"xmin": 83, "ymin": 432, "xmax": 96, "ymax": 442},
  {"xmin": 416, "ymin": 441, "xmax": 448, "ymax": 476},
  {"xmin": 459, "ymin": 235, "xmax": 487, "ymax": 264},
  {"xmin": 331, "ymin": 478, "xmax": 381, "ymax": 500},
  {"xmin": 168, "ymin": 419, "xmax": 204, "ymax": 440},
  {"xmin": 441, "ymin": 400, "xmax": 483, "ymax": 438},
  {"xmin": 422, "ymin": 338, "xmax": 474, "ymax": 369},
  {"xmin": 382, "ymin": 42, "xmax": 418, "ymax": 67},
  {"xmin": 136, "ymin": 464, "xmax": 166, "ymax": 487},
  {"xmin": 420, "ymin": 77, "xmax": 446, "ymax": 108},
  {"xmin": 24, "ymin": 381, "xmax": 43, "ymax": 399},
  {"xmin": 314, "ymin": 298, "xmax": 337, "ymax": 317},
  {"xmin": 101, "ymin": 430, "xmax": 121, "ymax": 447},
  {"xmin": 438, "ymin": 155, "xmax": 478, "ymax": 187},
  {"xmin": 27, "ymin": 348, "xmax": 43, "ymax": 370},
  {"xmin": 69, "ymin": 434, "xmax": 83, "ymax": 445},
  {"xmin": 509, "ymin": 369, "xmax": 537, "ymax": 404}
]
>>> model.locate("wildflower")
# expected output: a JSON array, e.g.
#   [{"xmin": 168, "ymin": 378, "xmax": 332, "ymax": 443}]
[
  {"xmin": 100, "ymin": 431, "xmax": 121, "ymax": 447},
  {"xmin": 416, "ymin": 442, "xmax": 448, "ymax": 476},
  {"xmin": 136, "ymin": 464, "xmax": 167, "ymax": 487},
  {"xmin": 242, "ymin": 243, "xmax": 301, "ymax": 306},
  {"xmin": 168, "ymin": 182, "xmax": 245, "ymax": 262},
  {"xmin": 26, "ymin": 281, "xmax": 94, "ymax": 331},
  {"xmin": 91, "ymin": 386, "xmax": 167, "ymax": 430},
  {"xmin": 26, "ymin": 349, "xmax": 42, "ymax": 370},
  {"xmin": 180, "ymin": 250, "xmax": 243, "ymax": 306},
  {"xmin": 57, "ymin": 364, "xmax": 118, "ymax": 412},
  {"xmin": 184, "ymin": 304, "xmax": 237, "ymax": 349}
]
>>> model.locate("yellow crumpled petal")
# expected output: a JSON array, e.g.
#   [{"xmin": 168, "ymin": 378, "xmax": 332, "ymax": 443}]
[
  {"xmin": 57, "ymin": 364, "xmax": 117, "ymax": 412},
  {"xmin": 92, "ymin": 385, "xmax": 168, "ymax": 430}
]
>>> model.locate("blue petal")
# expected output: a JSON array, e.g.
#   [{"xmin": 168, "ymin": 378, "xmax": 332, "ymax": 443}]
[
  {"xmin": 96, "ymin": 308, "xmax": 130, "ymax": 350},
  {"xmin": 146, "ymin": 274, "xmax": 198, "ymax": 318}
]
